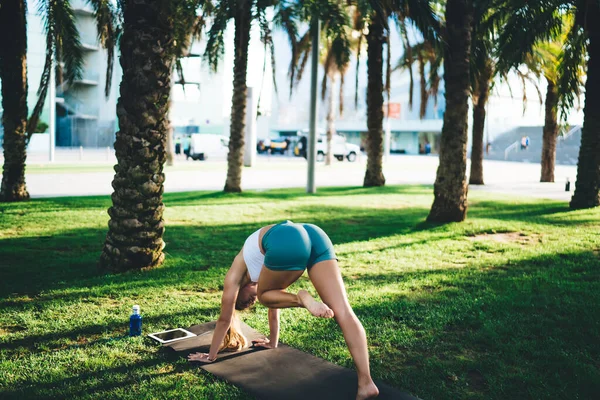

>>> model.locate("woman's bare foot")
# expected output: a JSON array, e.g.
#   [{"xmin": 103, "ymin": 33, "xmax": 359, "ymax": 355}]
[
  {"xmin": 357, "ymin": 381, "xmax": 379, "ymax": 400},
  {"xmin": 298, "ymin": 290, "xmax": 334, "ymax": 318}
]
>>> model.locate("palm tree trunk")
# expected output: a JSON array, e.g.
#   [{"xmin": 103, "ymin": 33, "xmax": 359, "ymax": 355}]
[
  {"xmin": 469, "ymin": 60, "xmax": 492, "ymax": 185},
  {"xmin": 0, "ymin": 0, "xmax": 29, "ymax": 202},
  {"xmin": 428, "ymin": 0, "xmax": 473, "ymax": 222},
  {"xmin": 540, "ymin": 79, "xmax": 558, "ymax": 182},
  {"xmin": 363, "ymin": 14, "xmax": 386, "ymax": 187},
  {"xmin": 100, "ymin": 0, "xmax": 175, "ymax": 272},
  {"xmin": 325, "ymin": 75, "xmax": 335, "ymax": 166},
  {"xmin": 571, "ymin": 27, "xmax": 600, "ymax": 209},
  {"xmin": 224, "ymin": 1, "xmax": 252, "ymax": 192}
]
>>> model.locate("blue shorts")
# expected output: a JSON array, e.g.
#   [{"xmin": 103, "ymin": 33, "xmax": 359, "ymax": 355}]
[{"xmin": 261, "ymin": 221, "xmax": 337, "ymax": 271}]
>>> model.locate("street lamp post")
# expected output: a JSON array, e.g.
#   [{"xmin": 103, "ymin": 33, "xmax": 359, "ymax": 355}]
[{"xmin": 306, "ymin": 18, "xmax": 320, "ymax": 194}]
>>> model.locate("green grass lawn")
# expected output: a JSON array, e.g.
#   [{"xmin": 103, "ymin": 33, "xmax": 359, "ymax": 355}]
[{"xmin": 0, "ymin": 186, "xmax": 598, "ymax": 399}]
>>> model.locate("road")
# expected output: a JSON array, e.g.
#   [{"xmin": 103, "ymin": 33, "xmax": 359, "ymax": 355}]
[{"xmin": 18, "ymin": 151, "xmax": 577, "ymax": 201}]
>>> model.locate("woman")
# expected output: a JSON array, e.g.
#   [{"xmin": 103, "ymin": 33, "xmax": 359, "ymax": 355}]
[{"xmin": 188, "ymin": 220, "xmax": 379, "ymax": 400}]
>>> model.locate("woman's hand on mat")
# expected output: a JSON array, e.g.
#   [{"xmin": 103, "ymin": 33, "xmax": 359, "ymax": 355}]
[
  {"xmin": 187, "ymin": 352, "xmax": 216, "ymax": 363},
  {"xmin": 252, "ymin": 338, "xmax": 277, "ymax": 349}
]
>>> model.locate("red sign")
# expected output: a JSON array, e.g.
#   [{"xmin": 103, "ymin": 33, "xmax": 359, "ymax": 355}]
[{"xmin": 384, "ymin": 103, "xmax": 401, "ymax": 119}]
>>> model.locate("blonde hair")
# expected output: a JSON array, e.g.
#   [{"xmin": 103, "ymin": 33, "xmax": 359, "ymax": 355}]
[{"xmin": 220, "ymin": 311, "xmax": 248, "ymax": 351}]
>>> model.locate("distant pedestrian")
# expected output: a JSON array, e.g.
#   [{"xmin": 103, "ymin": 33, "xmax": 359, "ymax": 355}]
[{"xmin": 299, "ymin": 136, "xmax": 308, "ymax": 159}]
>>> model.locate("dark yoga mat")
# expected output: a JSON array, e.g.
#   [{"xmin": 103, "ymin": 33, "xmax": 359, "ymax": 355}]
[{"xmin": 164, "ymin": 321, "xmax": 420, "ymax": 400}]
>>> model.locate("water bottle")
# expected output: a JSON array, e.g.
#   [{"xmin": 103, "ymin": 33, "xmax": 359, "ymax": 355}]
[{"xmin": 129, "ymin": 305, "xmax": 142, "ymax": 337}]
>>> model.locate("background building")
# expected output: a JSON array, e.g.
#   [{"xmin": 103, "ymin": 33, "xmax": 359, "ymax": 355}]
[
  {"xmin": 0, "ymin": 6, "xmax": 585, "ymax": 161},
  {"xmin": 55, "ymin": 0, "xmax": 121, "ymax": 147}
]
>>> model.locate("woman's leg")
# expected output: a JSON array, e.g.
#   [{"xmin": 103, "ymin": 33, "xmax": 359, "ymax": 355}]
[
  {"xmin": 307, "ymin": 259, "xmax": 379, "ymax": 400},
  {"xmin": 256, "ymin": 266, "xmax": 334, "ymax": 317}
]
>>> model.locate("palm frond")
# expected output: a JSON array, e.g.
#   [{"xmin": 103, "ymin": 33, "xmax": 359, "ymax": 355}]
[
  {"xmin": 52, "ymin": 0, "xmax": 84, "ymax": 84},
  {"xmin": 317, "ymin": 0, "xmax": 351, "ymax": 71},
  {"xmin": 204, "ymin": 1, "xmax": 232, "ymax": 72},
  {"xmin": 321, "ymin": 42, "xmax": 335, "ymax": 100},
  {"xmin": 29, "ymin": 0, "xmax": 84, "ymax": 137},
  {"xmin": 27, "ymin": 36, "xmax": 52, "ymax": 138},
  {"xmin": 339, "ymin": 70, "xmax": 345, "ymax": 115},
  {"xmin": 256, "ymin": 4, "xmax": 278, "ymax": 112},
  {"xmin": 273, "ymin": 1, "xmax": 300, "ymax": 97},
  {"xmin": 401, "ymin": 0, "xmax": 440, "ymax": 42},
  {"xmin": 176, "ymin": 59, "xmax": 186, "ymax": 89},
  {"xmin": 87, "ymin": 0, "xmax": 120, "ymax": 97},
  {"xmin": 269, "ymin": 37, "xmax": 278, "ymax": 97},
  {"xmin": 330, "ymin": 34, "xmax": 351, "ymax": 75},
  {"xmin": 429, "ymin": 66, "xmax": 440, "ymax": 113},
  {"xmin": 427, "ymin": 49, "xmax": 442, "ymax": 111},
  {"xmin": 557, "ymin": 21, "xmax": 586, "ymax": 119},
  {"xmin": 385, "ymin": 30, "xmax": 391, "ymax": 113},
  {"xmin": 354, "ymin": 33, "xmax": 362, "ymax": 108},
  {"xmin": 398, "ymin": 18, "xmax": 414, "ymax": 109},
  {"xmin": 495, "ymin": 1, "xmax": 565, "ymax": 75},
  {"xmin": 294, "ymin": 30, "xmax": 312, "ymax": 89}
]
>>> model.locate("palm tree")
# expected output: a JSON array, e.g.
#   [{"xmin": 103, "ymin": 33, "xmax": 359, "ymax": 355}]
[
  {"xmin": 206, "ymin": 0, "xmax": 297, "ymax": 193},
  {"xmin": 0, "ymin": 0, "xmax": 110, "ymax": 201},
  {"xmin": 395, "ymin": 4, "xmax": 494, "ymax": 187},
  {"xmin": 100, "ymin": 0, "xmax": 216, "ymax": 271},
  {"xmin": 99, "ymin": 0, "xmax": 188, "ymax": 271},
  {"xmin": 322, "ymin": 39, "xmax": 350, "ymax": 165},
  {"xmin": 399, "ymin": 3, "xmax": 495, "ymax": 187},
  {"xmin": 0, "ymin": 0, "xmax": 29, "ymax": 201},
  {"xmin": 497, "ymin": 19, "xmax": 583, "ymax": 183},
  {"xmin": 427, "ymin": 0, "xmax": 473, "ymax": 222},
  {"xmin": 468, "ymin": 5, "xmax": 496, "ymax": 185},
  {"xmin": 290, "ymin": 18, "xmax": 353, "ymax": 166},
  {"xmin": 363, "ymin": 9, "xmax": 386, "ymax": 186},
  {"xmin": 393, "ymin": 40, "xmax": 442, "ymax": 120},
  {"xmin": 497, "ymin": 0, "xmax": 599, "ymax": 209},
  {"xmin": 468, "ymin": 54, "xmax": 492, "ymax": 185},
  {"xmin": 350, "ymin": 0, "xmax": 438, "ymax": 187},
  {"xmin": 168, "ymin": 0, "xmax": 214, "ymax": 167}
]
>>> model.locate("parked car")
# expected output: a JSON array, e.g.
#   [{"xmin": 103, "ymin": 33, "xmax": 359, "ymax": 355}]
[
  {"xmin": 257, "ymin": 139, "xmax": 270, "ymax": 154},
  {"xmin": 269, "ymin": 138, "xmax": 290, "ymax": 154},
  {"xmin": 294, "ymin": 134, "xmax": 360, "ymax": 162},
  {"xmin": 187, "ymin": 134, "xmax": 229, "ymax": 160}
]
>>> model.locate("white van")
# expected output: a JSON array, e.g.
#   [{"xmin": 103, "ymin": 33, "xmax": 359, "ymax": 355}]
[
  {"xmin": 317, "ymin": 134, "xmax": 360, "ymax": 162},
  {"xmin": 294, "ymin": 132, "xmax": 360, "ymax": 162},
  {"xmin": 187, "ymin": 134, "xmax": 229, "ymax": 161}
]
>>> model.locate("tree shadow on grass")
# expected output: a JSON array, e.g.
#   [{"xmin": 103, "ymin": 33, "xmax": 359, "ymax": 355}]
[
  {"xmin": 1, "ymin": 187, "xmax": 596, "ymax": 300},
  {"xmin": 0, "ymin": 353, "xmax": 250, "ymax": 400},
  {"xmin": 342, "ymin": 250, "xmax": 599, "ymax": 400},
  {"xmin": 467, "ymin": 200, "xmax": 598, "ymax": 226},
  {"xmin": 0, "ymin": 205, "xmax": 441, "ymax": 299},
  {"xmin": 0, "ymin": 195, "xmax": 112, "ymax": 214},
  {"xmin": 1, "ymin": 249, "xmax": 598, "ymax": 400},
  {"xmin": 0, "ymin": 304, "xmax": 221, "ymax": 355}
]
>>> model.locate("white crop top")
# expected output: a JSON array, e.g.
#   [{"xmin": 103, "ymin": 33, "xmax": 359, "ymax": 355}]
[{"xmin": 242, "ymin": 228, "xmax": 264, "ymax": 282}]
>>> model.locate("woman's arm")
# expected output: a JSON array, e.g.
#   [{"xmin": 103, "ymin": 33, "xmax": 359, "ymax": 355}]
[
  {"xmin": 268, "ymin": 308, "xmax": 280, "ymax": 347},
  {"xmin": 252, "ymin": 308, "xmax": 280, "ymax": 349},
  {"xmin": 188, "ymin": 252, "xmax": 246, "ymax": 362},
  {"xmin": 206, "ymin": 277, "xmax": 238, "ymax": 359}
]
